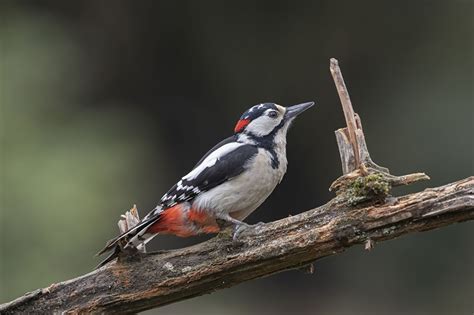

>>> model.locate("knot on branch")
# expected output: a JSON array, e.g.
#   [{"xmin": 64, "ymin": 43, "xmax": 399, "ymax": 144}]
[
  {"xmin": 334, "ymin": 172, "xmax": 390, "ymax": 205},
  {"xmin": 330, "ymin": 167, "xmax": 430, "ymax": 205}
]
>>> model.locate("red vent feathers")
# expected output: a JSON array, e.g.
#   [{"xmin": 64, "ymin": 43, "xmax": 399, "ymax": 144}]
[{"xmin": 234, "ymin": 119, "xmax": 250, "ymax": 133}]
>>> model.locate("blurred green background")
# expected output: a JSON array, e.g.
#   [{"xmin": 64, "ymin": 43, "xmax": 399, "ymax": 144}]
[{"xmin": 1, "ymin": 1, "xmax": 473, "ymax": 314}]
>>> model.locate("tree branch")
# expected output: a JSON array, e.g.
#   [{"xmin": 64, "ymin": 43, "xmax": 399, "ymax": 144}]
[{"xmin": 1, "ymin": 177, "xmax": 473, "ymax": 314}]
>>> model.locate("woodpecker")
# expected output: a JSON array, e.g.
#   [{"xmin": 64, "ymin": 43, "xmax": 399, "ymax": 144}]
[{"xmin": 97, "ymin": 101, "xmax": 314, "ymax": 266}]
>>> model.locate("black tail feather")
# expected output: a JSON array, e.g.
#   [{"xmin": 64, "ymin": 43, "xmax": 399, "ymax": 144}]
[
  {"xmin": 95, "ymin": 211, "xmax": 162, "ymax": 266},
  {"xmin": 96, "ymin": 244, "xmax": 122, "ymax": 269},
  {"xmin": 95, "ymin": 232, "xmax": 128, "ymax": 257}
]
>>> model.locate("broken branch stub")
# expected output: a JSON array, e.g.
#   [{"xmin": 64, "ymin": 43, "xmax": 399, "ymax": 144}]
[
  {"xmin": 334, "ymin": 115, "xmax": 389, "ymax": 175},
  {"xmin": 330, "ymin": 58, "xmax": 368, "ymax": 175},
  {"xmin": 117, "ymin": 204, "xmax": 146, "ymax": 253}
]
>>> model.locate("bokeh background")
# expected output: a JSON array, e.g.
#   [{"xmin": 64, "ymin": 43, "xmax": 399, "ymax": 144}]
[{"xmin": 1, "ymin": 1, "xmax": 473, "ymax": 314}]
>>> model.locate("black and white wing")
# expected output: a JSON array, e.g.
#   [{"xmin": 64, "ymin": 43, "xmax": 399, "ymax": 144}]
[
  {"xmin": 160, "ymin": 138, "xmax": 258, "ymax": 208},
  {"xmin": 97, "ymin": 137, "xmax": 257, "ymax": 262}
]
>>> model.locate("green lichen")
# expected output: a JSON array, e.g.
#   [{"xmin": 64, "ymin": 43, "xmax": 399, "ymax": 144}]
[{"xmin": 346, "ymin": 173, "xmax": 391, "ymax": 205}]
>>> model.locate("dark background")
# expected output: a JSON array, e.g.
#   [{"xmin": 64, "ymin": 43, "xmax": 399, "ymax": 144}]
[{"xmin": 1, "ymin": 1, "xmax": 473, "ymax": 314}]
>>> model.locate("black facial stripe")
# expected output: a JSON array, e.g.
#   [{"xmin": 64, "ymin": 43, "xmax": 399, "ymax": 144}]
[
  {"xmin": 244, "ymin": 118, "xmax": 286, "ymax": 169},
  {"xmin": 244, "ymin": 133, "xmax": 279, "ymax": 169}
]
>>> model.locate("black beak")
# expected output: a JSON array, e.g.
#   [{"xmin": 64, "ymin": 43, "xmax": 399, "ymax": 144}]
[{"xmin": 285, "ymin": 102, "xmax": 315, "ymax": 119}]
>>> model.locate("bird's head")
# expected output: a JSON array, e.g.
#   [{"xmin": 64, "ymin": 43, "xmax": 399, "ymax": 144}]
[{"xmin": 234, "ymin": 102, "xmax": 315, "ymax": 141}]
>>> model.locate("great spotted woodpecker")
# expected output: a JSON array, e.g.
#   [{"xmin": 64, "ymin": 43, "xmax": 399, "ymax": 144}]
[{"xmin": 97, "ymin": 102, "xmax": 314, "ymax": 266}]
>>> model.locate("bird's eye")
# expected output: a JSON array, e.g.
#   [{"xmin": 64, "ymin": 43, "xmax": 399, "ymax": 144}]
[{"xmin": 269, "ymin": 111, "xmax": 278, "ymax": 118}]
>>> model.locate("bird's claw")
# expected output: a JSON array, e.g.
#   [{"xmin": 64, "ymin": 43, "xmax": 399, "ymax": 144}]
[
  {"xmin": 232, "ymin": 222, "xmax": 265, "ymax": 241},
  {"xmin": 232, "ymin": 223, "xmax": 249, "ymax": 241}
]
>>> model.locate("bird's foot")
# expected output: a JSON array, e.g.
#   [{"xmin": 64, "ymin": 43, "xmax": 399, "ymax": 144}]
[{"xmin": 232, "ymin": 221, "xmax": 265, "ymax": 241}]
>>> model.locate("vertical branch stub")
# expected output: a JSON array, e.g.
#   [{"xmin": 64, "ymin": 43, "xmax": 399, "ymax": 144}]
[{"xmin": 330, "ymin": 58, "xmax": 368, "ymax": 175}]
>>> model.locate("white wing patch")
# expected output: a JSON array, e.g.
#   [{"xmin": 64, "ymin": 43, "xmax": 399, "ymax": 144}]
[{"xmin": 183, "ymin": 142, "xmax": 245, "ymax": 181}]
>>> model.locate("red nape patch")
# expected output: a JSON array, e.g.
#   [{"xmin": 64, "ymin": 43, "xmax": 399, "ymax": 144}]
[{"xmin": 234, "ymin": 119, "xmax": 250, "ymax": 133}]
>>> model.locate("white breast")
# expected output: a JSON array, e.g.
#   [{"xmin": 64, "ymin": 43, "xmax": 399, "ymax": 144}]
[{"xmin": 192, "ymin": 147, "xmax": 287, "ymax": 220}]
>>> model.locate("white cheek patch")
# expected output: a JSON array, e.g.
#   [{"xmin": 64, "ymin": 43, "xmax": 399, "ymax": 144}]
[{"xmin": 245, "ymin": 115, "xmax": 283, "ymax": 137}]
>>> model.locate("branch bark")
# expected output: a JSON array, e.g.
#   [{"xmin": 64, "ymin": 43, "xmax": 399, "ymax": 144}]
[{"xmin": 1, "ymin": 177, "xmax": 473, "ymax": 314}]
